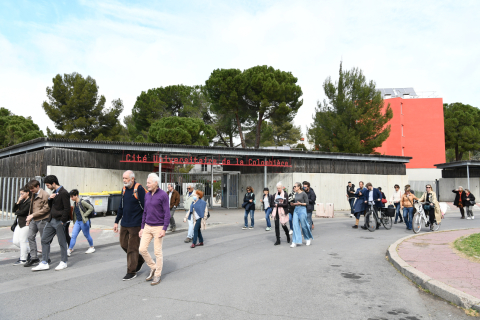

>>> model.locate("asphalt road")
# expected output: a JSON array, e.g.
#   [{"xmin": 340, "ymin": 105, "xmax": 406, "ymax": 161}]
[{"xmin": 0, "ymin": 212, "xmax": 478, "ymax": 320}]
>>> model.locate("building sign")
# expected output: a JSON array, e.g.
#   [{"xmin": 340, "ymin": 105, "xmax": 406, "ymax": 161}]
[{"xmin": 120, "ymin": 154, "xmax": 292, "ymax": 167}]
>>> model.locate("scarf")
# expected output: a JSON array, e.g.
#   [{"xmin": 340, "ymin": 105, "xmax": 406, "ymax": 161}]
[{"xmin": 272, "ymin": 190, "xmax": 289, "ymax": 225}]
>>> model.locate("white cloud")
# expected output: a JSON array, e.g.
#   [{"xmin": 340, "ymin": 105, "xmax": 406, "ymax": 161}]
[{"xmin": 0, "ymin": 0, "xmax": 479, "ymax": 138}]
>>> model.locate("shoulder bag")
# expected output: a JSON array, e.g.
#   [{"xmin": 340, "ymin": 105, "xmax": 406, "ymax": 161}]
[{"xmin": 406, "ymin": 195, "xmax": 417, "ymax": 214}]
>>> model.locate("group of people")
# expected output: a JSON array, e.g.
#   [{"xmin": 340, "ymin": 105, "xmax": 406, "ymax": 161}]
[{"xmin": 242, "ymin": 181, "xmax": 315, "ymax": 248}]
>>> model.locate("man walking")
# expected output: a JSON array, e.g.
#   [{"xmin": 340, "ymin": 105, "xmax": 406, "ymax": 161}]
[
  {"xmin": 32, "ymin": 175, "xmax": 70, "ymax": 271},
  {"xmin": 346, "ymin": 181, "xmax": 356, "ymax": 218},
  {"xmin": 362, "ymin": 183, "xmax": 383, "ymax": 230},
  {"xmin": 167, "ymin": 183, "xmax": 180, "ymax": 232},
  {"xmin": 139, "ymin": 173, "xmax": 170, "ymax": 286},
  {"xmin": 303, "ymin": 181, "xmax": 316, "ymax": 231},
  {"xmin": 183, "ymin": 183, "xmax": 195, "ymax": 243},
  {"xmin": 113, "ymin": 170, "xmax": 146, "ymax": 281},
  {"xmin": 352, "ymin": 181, "xmax": 367, "ymax": 229},
  {"xmin": 24, "ymin": 179, "xmax": 50, "ymax": 267}
]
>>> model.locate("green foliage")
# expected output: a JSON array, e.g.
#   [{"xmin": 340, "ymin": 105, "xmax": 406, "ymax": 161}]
[
  {"xmin": 454, "ymin": 233, "xmax": 480, "ymax": 262},
  {"xmin": 242, "ymin": 66, "xmax": 303, "ymax": 149},
  {"xmin": 148, "ymin": 117, "xmax": 216, "ymax": 146},
  {"xmin": 444, "ymin": 103, "xmax": 480, "ymax": 161},
  {"xmin": 308, "ymin": 63, "xmax": 393, "ymax": 154},
  {"xmin": 294, "ymin": 143, "xmax": 308, "ymax": 151},
  {"xmin": 213, "ymin": 180, "xmax": 221, "ymax": 195},
  {"xmin": 0, "ymin": 108, "xmax": 44, "ymax": 148},
  {"xmin": 42, "ymin": 73, "xmax": 124, "ymax": 141},
  {"xmin": 132, "ymin": 85, "xmax": 209, "ymax": 135},
  {"xmin": 174, "ymin": 164, "xmax": 195, "ymax": 173},
  {"xmin": 245, "ymin": 121, "xmax": 301, "ymax": 147}
]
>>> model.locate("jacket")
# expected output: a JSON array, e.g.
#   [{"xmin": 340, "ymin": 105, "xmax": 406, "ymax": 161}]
[
  {"xmin": 48, "ymin": 187, "xmax": 70, "ymax": 223},
  {"xmin": 183, "ymin": 191, "xmax": 195, "ymax": 212},
  {"xmin": 346, "ymin": 185, "xmax": 356, "ymax": 199},
  {"xmin": 243, "ymin": 193, "xmax": 255, "ymax": 211},
  {"xmin": 29, "ymin": 188, "xmax": 50, "ymax": 221},
  {"xmin": 75, "ymin": 199, "xmax": 94, "ymax": 224},
  {"xmin": 305, "ymin": 188, "xmax": 316, "ymax": 212},
  {"xmin": 190, "ymin": 199, "xmax": 208, "ymax": 230},
  {"xmin": 261, "ymin": 193, "xmax": 275, "ymax": 210},
  {"xmin": 353, "ymin": 187, "xmax": 368, "ymax": 213},
  {"xmin": 288, "ymin": 192, "xmax": 295, "ymax": 214},
  {"xmin": 401, "ymin": 193, "xmax": 418, "ymax": 208},
  {"xmin": 390, "ymin": 190, "xmax": 403, "ymax": 203},
  {"xmin": 452, "ymin": 190, "xmax": 467, "ymax": 207},
  {"xmin": 465, "ymin": 192, "xmax": 476, "ymax": 206},
  {"xmin": 168, "ymin": 189, "xmax": 180, "ymax": 209},
  {"xmin": 365, "ymin": 188, "xmax": 383, "ymax": 208},
  {"xmin": 115, "ymin": 183, "xmax": 146, "ymax": 227},
  {"xmin": 418, "ymin": 191, "xmax": 441, "ymax": 223},
  {"xmin": 14, "ymin": 198, "xmax": 31, "ymax": 228}
]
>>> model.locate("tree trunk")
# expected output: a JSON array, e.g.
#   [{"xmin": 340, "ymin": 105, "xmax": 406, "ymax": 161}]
[
  {"xmin": 254, "ymin": 112, "xmax": 264, "ymax": 149},
  {"xmin": 455, "ymin": 145, "xmax": 460, "ymax": 161},
  {"xmin": 229, "ymin": 135, "xmax": 233, "ymax": 148},
  {"xmin": 235, "ymin": 112, "xmax": 246, "ymax": 148}
]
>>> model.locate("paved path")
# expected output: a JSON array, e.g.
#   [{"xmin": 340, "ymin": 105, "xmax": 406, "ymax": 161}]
[
  {"xmin": 397, "ymin": 228, "xmax": 480, "ymax": 300},
  {"xmin": 0, "ymin": 211, "xmax": 479, "ymax": 319}
]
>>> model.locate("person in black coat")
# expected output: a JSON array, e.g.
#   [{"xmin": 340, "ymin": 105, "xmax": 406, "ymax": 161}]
[
  {"xmin": 12, "ymin": 186, "xmax": 32, "ymax": 265},
  {"xmin": 452, "ymin": 187, "xmax": 467, "ymax": 219},
  {"xmin": 242, "ymin": 186, "xmax": 255, "ymax": 229},
  {"xmin": 303, "ymin": 181, "xmax": 316, "ymax": 231},
  {"xmin": 464, "ymin": 189, "xmax": 475, "ymax": 220}
]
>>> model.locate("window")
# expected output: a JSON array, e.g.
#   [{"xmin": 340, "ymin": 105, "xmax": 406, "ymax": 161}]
[{"xmin": 201, "ymin": 164, "xmax": 208, "ymax": 172}]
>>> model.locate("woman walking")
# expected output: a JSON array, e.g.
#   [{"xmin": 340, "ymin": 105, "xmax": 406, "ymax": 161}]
[
  {"xmin": 242, "ymin": 186, "xmax": 255, "ymax": 229},
  {"xmin": 12, "ymin": 186, "xmax": 31, "ymax": 265},
  {"xmin": 272, "ymin": 182, "xmax": 290, "ymax": 245},
  {"xmin": 260, "ymin": 188, "xmax": 274, "ymax": 231},
  {"xmin": 287, "ymin": 186, "xmax": 295, "ymax": 234},
  {"xmin": 289, "ymin": 182, "xmax": 313, "ymax": 248},
  {"xmin": 68, "ymin": 190, "xmax": 95, "ymax": 256},
  {"xmin": 190, "ymin": 190, "xmax": 209, "ymax": 248},
  {"xmin": 390, "ymin": 184, "xmax": 403, "ymax": 224},
  {"xmin": 465, "ymin": 189, "xmax": 476, "ymax": 220},
  {"xmin": 401, "ymin": 188, "xmax": 418, "ymax": 230},
  {"xmin": 418, "ymin": 184, "xmax": 441, "ymax": 231},
  {"xmin": 452, "ymin": 187, "xmax": 467, "ymax": 219}
]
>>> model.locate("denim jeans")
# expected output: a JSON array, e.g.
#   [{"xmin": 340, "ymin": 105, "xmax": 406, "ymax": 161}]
[
  {"xmin": 288, "ymin": 212, "xmax": 293, "ymax": 230},
  {"xmin": 348, "ymin": 198, "xmax": 355, "ymax": 214},
  {"xmin": 265, "ymin": 207, "xmax": 272, "ymax": 228},
  {"xmin": 394, "ymin": 202, "xmax": 402, "ymax": 222},
  {"xmin": 187, "ymin": 212, "xmax": 194, "ymax": 238},
  {"xmin": 192, "ymin": 218, "xmax": 203, "ymax": 244},
  {"xmin": 403, "ymin": 207, "xmax": 414, "ymax": 229},
  {"xmin": 244, "ymin": 209, "xmax": 254, "ymax": 227},
  {"xmin": 292, "ymin": 206, "xmax": 313, "ymax": 244},
  {"xmin": 69, "ymin": 220, "xmax": 93, "ymax": 249},
  {"xmin": 307, "ymin": 211, "xmax": 313, "ymax": 230}
]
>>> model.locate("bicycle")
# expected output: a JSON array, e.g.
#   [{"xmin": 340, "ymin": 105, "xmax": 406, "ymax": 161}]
[
  {"xmin": 365, "ymin": 202, "xmax": 393, "ymax": 232},
  {"xmin": 412, "ymin": 201, "xmax": 441, "ymax": 234}
]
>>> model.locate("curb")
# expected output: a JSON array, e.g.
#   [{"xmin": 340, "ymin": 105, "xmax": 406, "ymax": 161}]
[{"xmin": 387, "ymin": 231, "xmax": 480, "ymax": 312}]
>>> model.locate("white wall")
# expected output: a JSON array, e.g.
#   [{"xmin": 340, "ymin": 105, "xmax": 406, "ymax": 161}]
[
  {"xmin": 406, "ymin": 168, "xmax": 442, "ymax": 181},
  {"xmin": 239, "ymin": 172, "xmax": 409, "ymax": 211},
  {"xmin": 47, "ymin": 166, "xmax": 152, "ymax": 193},
  {"xmin": 438, "ymin": 177, "xmax": 480, "ymax": 202}
]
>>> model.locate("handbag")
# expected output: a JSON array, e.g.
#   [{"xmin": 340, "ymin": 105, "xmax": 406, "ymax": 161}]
[
  {"xmin": 406, "ymin": 195, "xmax": 417, "ymax": 214},
  {"xmin": 470, "ymin": 200, "xmax": 476, "ymax": 206},
  {"xmin": 423, "ymin": 204, "xmax": 432, "ymax": 211},
  {"xmin": 381, "ymin": 199, "xmax": 387, "ymax": 204},
  {"xmin": 11, "ymin": 218, "xmax": 17, "ymax": 232}
]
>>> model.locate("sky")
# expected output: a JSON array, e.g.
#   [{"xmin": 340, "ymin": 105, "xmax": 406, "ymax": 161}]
[{"xmin": 0, "ymin": 0, "xmax": 479, "ymax": 137}]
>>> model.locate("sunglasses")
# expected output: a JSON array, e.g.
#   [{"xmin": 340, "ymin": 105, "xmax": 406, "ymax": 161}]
[{"xmin": 426, "ymin": 187, "xmax": 431, "ymax": 189}]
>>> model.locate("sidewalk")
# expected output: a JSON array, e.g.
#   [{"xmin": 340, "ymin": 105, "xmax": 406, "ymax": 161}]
[{"xmin": 388, "ymin": 228, "xmax": 480, "ymax": 311}]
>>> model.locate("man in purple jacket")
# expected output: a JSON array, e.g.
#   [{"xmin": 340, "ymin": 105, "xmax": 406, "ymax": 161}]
[{"xmin": 139, "ymin": 173, "xmax": 170, "ymax": 286}]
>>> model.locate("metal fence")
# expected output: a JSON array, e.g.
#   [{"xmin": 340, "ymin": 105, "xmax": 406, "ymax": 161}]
[
  {"xmin": 409, "ymin": 180, "xmax": 438, "ymax": 198},
  {"xmin": 1, "ymin": 176, "xmax": 40, "ymax": 221}
]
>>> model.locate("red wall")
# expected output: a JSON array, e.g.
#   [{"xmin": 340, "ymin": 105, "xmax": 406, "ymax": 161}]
[{"xmin": 376, "ymin": 97, "xmax": 445, "ymax": 168}]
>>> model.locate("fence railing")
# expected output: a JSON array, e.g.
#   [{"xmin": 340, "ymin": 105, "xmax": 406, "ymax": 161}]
[{"xmin": 1, "ymin": 177, "xmax": 39, "ymax": 221}]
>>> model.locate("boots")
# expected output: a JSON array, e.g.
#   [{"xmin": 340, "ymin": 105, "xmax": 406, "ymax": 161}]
[
  {"xmin": 274, "ymin": 238, "xmax": 281, "ymax": 245},
  {"xmin": 282, "ymin": 225, "xmax": 291, "ymax": 243}
]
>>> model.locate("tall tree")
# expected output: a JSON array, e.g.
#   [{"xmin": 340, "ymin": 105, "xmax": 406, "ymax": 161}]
[
  {"xmin": 42, "ymin": 72, "xmax": 124, "ymax": 141},
  {"xmin": 0, "ymin": 108, "xmax": 44, "ymax": 148},
  {"xmin": 205, "ymin": 68, "xmax": 252, "ymax": 148},
  {"xmin": 444, "ymin": 102, "xmax": 480, "ymax": 161},
  {"xmin": 242, "ymin": 65, "xmax": 303, "ymax": 149},
  {"xmin": 148, "ymin": 117, "xmax": 216, "ymax": 146},
  {"xmin": 308, "ymin": 63, "xmax": 393, "ymax": 154},
  {"xmin": 132, "ymin": 85, "xmax": 209, "ymax": 134},
  {"xmin": 245, "ymin": 121, "xmax": 301, "ymax": 147}
]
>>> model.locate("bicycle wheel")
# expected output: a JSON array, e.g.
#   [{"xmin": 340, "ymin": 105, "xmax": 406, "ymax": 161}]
[
  {"xmin": 412, "ymin": 212, "xmax": 422, "ymax": 234},
  {"xmin": 432, "ymin": 221, "xmax": 441, "ymax": 231},
  {"xmin": 365, "ymin": 211, "xmax": 377, "ymax": 232},
  {"xmin": 382, "ymin": 215, "xmax": 393, "ymax": 230}
]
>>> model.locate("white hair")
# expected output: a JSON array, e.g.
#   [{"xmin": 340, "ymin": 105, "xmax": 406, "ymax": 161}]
[
  {"xmin": 186, "ymin": 183, "xmax": 193, "ymax": 188},
  {"xmin": 458, "ymin": 186, "xmax": 463, "ymax": 190},
  {"xmin": 147, "ymin": 173, "xmax": 160, "ymax": 186},
  {"xmin": 124, "ymin": 170, "xmax": 135, "ymax": 179},
  {"xmin": 276, "ymin": 181, "xmax": 283, "ymax": 188}
]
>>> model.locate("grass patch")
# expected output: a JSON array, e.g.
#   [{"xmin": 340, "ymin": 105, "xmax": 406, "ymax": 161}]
[{"xmin": 454, "ymin": 233, "xmax": 480, "ymax": 261}]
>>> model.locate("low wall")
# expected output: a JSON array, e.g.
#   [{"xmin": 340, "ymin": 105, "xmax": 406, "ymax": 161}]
[
  {"xmin": 47, "ymin": 166, "xmax": 152, "ymax": 193},
  {"xmin": 239, "ymin": 173, "xmax": 409, "ymax": 211}
]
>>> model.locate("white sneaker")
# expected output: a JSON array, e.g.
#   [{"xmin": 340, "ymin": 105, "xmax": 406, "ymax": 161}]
[
  {"xmin": 265, "ymin": 227, "xmax": 271, "ymax": 231},
  {"xmin": 290, "ymin": 243, "xmax": 297, "ymax": 248},
  {"xmin": 350, "ymin": 214, "xmax": 354, "ymax": 218},
  {"xmin": 32, "ymin": 262, "xmax": 49, "ymax": 271},
  {"xmin": 306, "ymin": 240, "xmax": 311, "ymax": 246},
  {"xmin": 472, "ymin": 216, "xmax": 475, "ymax": 219},
  {"xmin": 55, "ymin": 261, "xmax": 67, "ymax": 271},
  {"xmin": 467, "ymin": 217, "xmax": 471, "ymax": 220},
  {"xmin": 85, "ymin": 247, "xmax": 95, "ymax": 254},
  {"xmin": 67, "ymin": 249, "xmax": 73, "ymax": 256},
  {"xmin": 289, "ymin": 230, "xmax": 293, "ymax": 235}
]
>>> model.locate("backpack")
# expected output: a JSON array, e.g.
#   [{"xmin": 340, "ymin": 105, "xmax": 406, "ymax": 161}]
[
  {"xmin": 122, "ymin": 183, "xmax": 146, "ymax": 210},
  {"xmin": 79, "ymin": 199, "xmax": 97, "ymax": 219}
]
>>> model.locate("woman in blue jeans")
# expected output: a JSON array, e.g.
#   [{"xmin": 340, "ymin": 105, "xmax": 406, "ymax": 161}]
[
  {"xmin": 260, "ymin": 188, "xmax": 274, "ymax": 231},
  {"xmin": 68, "ymin": 190, "xmax": 95, "ymax": 256},
  {"xmin": 242, "ymin": 186, "xmax": 255, "ymax": 230},
  {"xmin": 290, "ymin": 182, "xmax": 313, "ymax": 247},
  {"xmin": 401, "ymin": 188, "xmax": 418, "ymax": 230}
]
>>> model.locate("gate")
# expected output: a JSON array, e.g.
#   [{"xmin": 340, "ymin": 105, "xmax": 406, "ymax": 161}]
[
  {"xmin": 1, "ymin": 176, "xmax": 41, "ymax": 221},
  {"xmin": 222, "ymin": 173, "xmax": 239, "ymax": 208}
]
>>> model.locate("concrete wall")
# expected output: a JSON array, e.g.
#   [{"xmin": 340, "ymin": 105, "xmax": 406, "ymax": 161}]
[
  {"xmin": 406, "ymin": 168, "xmax": 442, "ymax": 181},
  {"xmin": 239, "ymin": 173, "xmax": 409, "ymax": 211},
  {"xmin": 438, "ymin": 177, "xmax": 480, "ymax": 202},
  {"xmin": 47, "ymin": 166, "xmax": 152, "ymax": 193}
]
